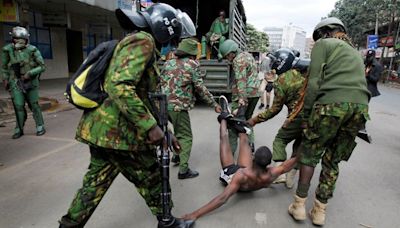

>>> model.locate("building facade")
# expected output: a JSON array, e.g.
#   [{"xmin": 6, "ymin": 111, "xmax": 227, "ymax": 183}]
[
  {"xmin": 264, "ymin": 24, "xmax": 306, "ymax": 57},
  {"xmin": 0, "ymin": 0, "xmax": 133, "ymax": 80}
]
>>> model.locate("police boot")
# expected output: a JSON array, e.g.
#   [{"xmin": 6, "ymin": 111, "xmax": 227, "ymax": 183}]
[
  {"xmin": 58, "ymin": 215, "xmax": 83, "ymax": 228},
  {"xmin": 288, "ymin": 195, "xmax": 307, "ymax": 221},
  {"xmin": 272, "ymin": 162, "xmax": 286, "ymax": 184},
  {"xmin": 285, "ymin": 169, "xmax": 297, "ymax": 189},
  {"xmin": 12, "ymin": 128, "xmax": 23, "ymax": 139},
  {"xmin": 157, "ymin": 216, "xmax": 194, "ymax": 228},
  {"xmin": 310, "ymin": 198, "xmax": 327, "ymax": 226},
  {"xmin": 36, "ymin": 125, "xmax": 46, "ymax": 136}
]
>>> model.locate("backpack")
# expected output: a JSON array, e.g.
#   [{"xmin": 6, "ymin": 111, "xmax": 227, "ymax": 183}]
[{"xmin": 65, "ymin": 40, "xmax": 119, "ymax": 110}]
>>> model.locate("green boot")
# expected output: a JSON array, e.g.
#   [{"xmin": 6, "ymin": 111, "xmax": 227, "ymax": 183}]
[
  {"xmin": 36, "ymin": 125, "xmax": 46, "ymax": 136},
  {"xmin": 12, "ymin": 128, "xmax": 23, "ymax": 139}
]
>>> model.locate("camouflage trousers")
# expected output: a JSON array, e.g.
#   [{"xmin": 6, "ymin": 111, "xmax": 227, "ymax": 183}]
[
  {"xmin": 229, "ymin": 97, "xmax": 259, "ymax": 154},
  {"xmin": 60, "ymin": 146, "xmax": 164, "ymax": 227},
  {"xmin": 272, "ymin": 117, "xmax": 302, "ymax": 162},
  {"xmin": 300, "ymin": 102, "xmax": 369, "ymax": 202}
]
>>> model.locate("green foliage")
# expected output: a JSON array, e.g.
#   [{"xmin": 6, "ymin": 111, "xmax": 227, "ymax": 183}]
[
  {"xmin": 329, "ymin": 0, "xmax": 400, "ymax": 47},
  {"xmin": 246, "ymin": 24, "xmax": 269, "ymax": 52}
]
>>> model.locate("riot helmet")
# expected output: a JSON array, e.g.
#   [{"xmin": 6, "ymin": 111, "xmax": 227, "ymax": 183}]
[
  {"xmin": 268, "ymin": 48, "xmax": 296, "ymax": 75},
  {"xmin": 10, "ymin": 26, "xmax": 30, "ymax": 40},
  {"xmin": 10, "ymin": 26, "xmax": 29, "ymax": 49},
  {"xmin": 116, "ymin": 3, "xmax": 196, "ymax": 44},
  {"xmin": 292, "ymin": 49, "xmax": 300, "ymax": 58},
  {"xmin": 293, "ymin": 58, "xmax": 310, "ymax": 74},
  {"xmin": 312, "ymin": 17, "xmax": 346, "ymax": 41}
]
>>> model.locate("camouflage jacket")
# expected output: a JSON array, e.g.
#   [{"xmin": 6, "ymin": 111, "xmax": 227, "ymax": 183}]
[
  {"xmin": 1, "ymin": 43, "xmax": 45, "ymax": 88},
  {"xmin": 256, "ymin": 69, "xmax": 305, "ymax": 123},
  {"xmin": 76, "ymin": 31, "xmax": 159, "ymax": 151},
  {"xmin": 160, "ymin": 57, "xmax": 217, "ymax": 112},
  {"xmin": 232, "ymin": 51, "xmax": 262, "ymax": 102}
]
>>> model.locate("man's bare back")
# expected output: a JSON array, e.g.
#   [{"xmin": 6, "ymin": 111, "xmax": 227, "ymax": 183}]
[{"xmin": 234, "ymin": 166, "xmax": 279, "ymax": 192}]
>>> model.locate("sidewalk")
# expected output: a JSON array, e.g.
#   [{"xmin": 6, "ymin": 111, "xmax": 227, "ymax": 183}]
[{"xmin": 0, "ymin": 78, "xmax": 75, "ymax": 123}]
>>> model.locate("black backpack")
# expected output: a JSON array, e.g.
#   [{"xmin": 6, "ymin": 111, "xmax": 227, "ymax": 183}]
[{"xmin": 65, "ymin": 40, "xmax": 118, "ymax": 110}]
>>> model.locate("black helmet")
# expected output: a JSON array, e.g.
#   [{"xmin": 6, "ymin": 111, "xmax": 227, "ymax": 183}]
[
  {"xmin": 292, "ymin": 58, "xmax": 310, "ymax": 74},
  {"xmin": 268, "ymin": 48, "xmax": 296, "ymax": 75},
  {"xmin": 292, "ymin": 49, "xmax": 300, "ymax": 57},
  {"xmin": 116, "ymin": 3, "xmax": 196, "ymax": 44}
]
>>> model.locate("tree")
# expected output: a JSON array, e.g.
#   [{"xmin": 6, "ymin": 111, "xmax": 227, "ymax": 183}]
[
  {"xmin": 246, "ymin": 24, "xmax": 269, "ymax": 52},
  {"xmin": 328, "ymin": 0, "xmax": 400, "ymax": 48}
]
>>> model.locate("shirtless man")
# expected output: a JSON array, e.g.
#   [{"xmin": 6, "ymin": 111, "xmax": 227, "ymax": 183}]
[{"xmin": 182, "ymin": 96, "xmax": 298, "ymax": 220}]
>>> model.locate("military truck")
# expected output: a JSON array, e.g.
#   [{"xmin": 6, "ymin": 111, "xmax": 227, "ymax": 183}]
[{"xmin": 157, "ymin": 0, "xmax": 247, "ymax": 98}]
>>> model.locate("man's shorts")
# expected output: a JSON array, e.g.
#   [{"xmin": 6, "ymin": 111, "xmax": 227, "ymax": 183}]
[
  {"xmin": 265, "ymin": 82, "xmax": 274, "ymax": 92},
  {"xmin": 219, "ymin": 164, "xmax": 240, "ymax": 185}
]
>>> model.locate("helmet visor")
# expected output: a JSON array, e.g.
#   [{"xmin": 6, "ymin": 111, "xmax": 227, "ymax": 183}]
[{"xmin": 176, "ymin": 10, "xmax": 196, "ymax": 38}]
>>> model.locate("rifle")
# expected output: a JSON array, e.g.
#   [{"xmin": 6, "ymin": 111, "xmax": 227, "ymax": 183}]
[
  {"xmin": 11, "ymin": 63, "xmax": 27, "ymax": 94},
  {"xmin": 148, "ymin": 92, "xmax": 173, "ymax": 223}
]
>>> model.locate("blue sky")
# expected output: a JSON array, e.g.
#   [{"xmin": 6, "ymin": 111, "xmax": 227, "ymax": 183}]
[{"xmin": 242, "ymin": 0, "xmax": 338, "ymax": 37}]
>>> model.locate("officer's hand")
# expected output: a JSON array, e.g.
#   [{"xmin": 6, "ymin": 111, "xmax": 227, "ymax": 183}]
[
  {"xmin": 214, "ymin": 105, "xmax": 222, "ymax": 113},
  {"xmin": 238, "ymin": 98, "xmax": 246, "ymax": 106},
  {"xmin": 23, "ymin": 73, "xmax": 30, "ymax": 81},
  {"xmin": 147, "ymin": 125, "xmax": 164, "ymax": 145},
  {"xmin": 170, "ymin": 134, "xmax": 181, "ymax": 153},
  {"xmin": 247, "ymin": 117, "xmax": 257, "ymax": 127}
]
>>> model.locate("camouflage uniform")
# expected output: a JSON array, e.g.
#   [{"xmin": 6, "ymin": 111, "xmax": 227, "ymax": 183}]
[
  {"xmin": 160, "ymin": 57, "xmax": 217, "ymax": 173},
  {"xmin": 299, "ymin": 37, "xmax": 370, "ymax": 203},
  {"xmin": 1, "ymin": 43, "xmax": 46, "ymax": 135},
  {"xmin": 60, "ymin": 31, "xmax": 164, "ymax": 227},
  {"xmin": 254, "ymin": 69, "xmax": 305, "ymax": 161},
  {"xmin": 229, "ymin": 51, "xmax": 261, "ymax": 153},
  {"xmin": 302, "ymin": 103, "xmax": 369, "ymax": 201}
]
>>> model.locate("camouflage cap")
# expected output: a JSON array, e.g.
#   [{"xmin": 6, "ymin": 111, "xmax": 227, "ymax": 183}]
[{"xmin": 176, "ymin": 38, "xmax": 198, "ymax": 56}]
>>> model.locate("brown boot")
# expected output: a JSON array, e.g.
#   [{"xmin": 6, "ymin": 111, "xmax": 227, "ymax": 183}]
[
  {"xmin": 272, "ymin": 162, "xmax": 286, "ymax": 184},
  {"xmin": 288, "ymin": 195, "xmax": 307, "ymax": 221},
  {"xmin": 285, "ymin": 169, "xmax": 297, "ymax": 189},
  {"xmin": 310, "ymin": 198, "xmax": 327, "ymax": 226}
]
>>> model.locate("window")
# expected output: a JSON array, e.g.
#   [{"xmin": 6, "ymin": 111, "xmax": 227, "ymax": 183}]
[{"xmin": 28, "ymin": 11, "xmax": 52, "ymax": 59}]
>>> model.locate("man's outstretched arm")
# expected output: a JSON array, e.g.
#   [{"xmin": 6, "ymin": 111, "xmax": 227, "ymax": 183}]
[
  {"xmin": 270, "ymin": 156, "xmax": 299, "ymax": 178},
  {"xmin": 182, "ymin": 174, "xmax": 243, "ymax": 220}
]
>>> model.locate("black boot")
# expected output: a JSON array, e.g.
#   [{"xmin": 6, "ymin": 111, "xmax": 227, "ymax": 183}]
[
  {"xmin": 178, "ymin": 169, "xmax": 199, "ymax": 179},
  {"xmin": 12, "ymin": 131, "xmax": 23, "ymax": 139},
  {"xmin": 158, "ymin": 216, "xmax": 195, "ymax": 228},
  {"xmin": 58, "ymin": 215, "xmax": 83, "ymax": 228}
]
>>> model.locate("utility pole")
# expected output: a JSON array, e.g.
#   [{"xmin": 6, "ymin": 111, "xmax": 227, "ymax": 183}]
[{"xmin": 375, "ymin": 12, "xmax": 379, "ymax": 35}]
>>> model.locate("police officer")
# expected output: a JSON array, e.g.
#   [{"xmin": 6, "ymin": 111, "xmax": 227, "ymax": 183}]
[
  {"xmin": 248, "ymin": 49, "xmax": 309, "ymax": 188},
  {"xmin": 160, "ymin": 38, "xmax": 221, "ymax": 179},
  {"xmin": 287, "ymin": 18, "xmax": 370, "ymax": 226},
  {"xmin": 1, "ymin": 26, "xmax": 46, "ymax": 139},
  {"xmin": 58, "ymin": 4, "xmax": 196, "ymax": 228},
  {"xmin": 219, "ymin": 39, "xmax": 261, "ymax": 154},
  {"xmin": 201, "ymin": 10, "xmax": 229, "ymax": 59}
]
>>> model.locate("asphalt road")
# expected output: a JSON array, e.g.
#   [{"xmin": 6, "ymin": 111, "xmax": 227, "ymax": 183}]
[{"xmin": 1, "ymin": 85, "xmax": 399, "ymax": 228}]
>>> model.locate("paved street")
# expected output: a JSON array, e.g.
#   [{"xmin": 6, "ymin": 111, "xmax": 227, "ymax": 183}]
[{"xmin": 1, "ymin": 85, "xmax": 399, "ymax": 228}]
